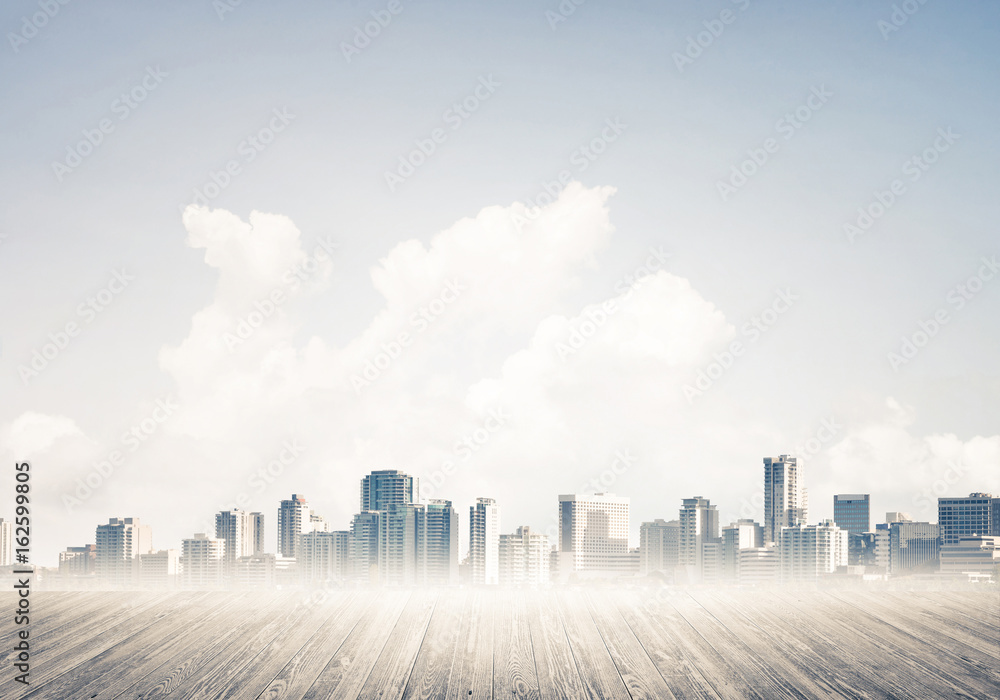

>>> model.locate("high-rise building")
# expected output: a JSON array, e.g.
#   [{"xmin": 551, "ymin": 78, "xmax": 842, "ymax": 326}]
[
  {"xmin": 380, "ymin": 502, "xmax": 425, "ymax": 585},
  {"xmin": 278, "ymin": 494, "xmax": 311, "ymax": 558},
  {"xmin": 938, "ymin": 493, "xmax": 1000, "ymax": 546},
  {"xmin": 764, "ymin": 455, "xmax": 806, "ymax": 544},
  {"xmin": 558, "ymin": 493, "xmax": 631, "ymax": 578},
  {"xmin": 639, "ymin": 519, "xmax": 680, "ymax": 576},
  {"xmin": 138, "ymin": 550, "xmax": 181, "ymax": 589},
  {"xmin": 779, "ymin": 520, "xmax": 847, "ymax": 583},
  {"xmin": 470, "ymin": 498, "xmax": 501, "ymax": 585},
  {"xmin": 833, "ymin": 494, "xmax": 870, "ymax": 536},
  {"xmin": 215, "ymin": 510, "xmax": 256, "ymax": 574},
  {"xmin": 361, "ymin": 469, "xmax": 419, "ymax": 512},
  {"xmin": 298, "ymin": 530, "xmax": 353, "ymax": 583},
  {"xmin": 888, "ymin": 521, "xmax": 939, "ymax": 575},
  {"xmin": 722, "ymin": 519, "xmax": 764, "ymax": 582},
  {"xmin": 0, "ymin": 519, "xmax": 13, "ymax": 566},
  {"xmin": 95, "ymin": 517, "xmax": 153, "ymax": 587},
  {"xmin": 422, "ymin": 499, "xmax": 459, "ymax": 586},
  {"xmin": 181, "ymin": 533, "xmax": 226, "ymax": 588},
  {"xmin": 679, "ymin": 497, "xmax": 719, "ymax": 582},
  {"xmin": 59, "ymin": 545, "xmax": 96, "ymax": 576},
  {"xmin": 499, "ymin": 526, "xmax": 550, "ymax": 586},
  {"xmin": 351, "ymin": 510, "xmax": 382, "ymax": 583},
  {"xmin": 250, "ymin": 512, "xmax": 265, "ymax": 554}
]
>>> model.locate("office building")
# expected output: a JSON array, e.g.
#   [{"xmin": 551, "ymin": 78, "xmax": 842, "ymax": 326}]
[
  {"xmin": 380, "ymin": 502, "xmax": 426, "ymax": 585},
  {"xmin": 939, "ymin": 536, "xmax": 1000, "ymax": 580},
  {"xmin": 499, "ymin": 526, "xmax": 550, "ymax": 587},
  {"xmin": 215, "ymin": 510, "xmax": 256, "ymax": 574},
  {"xmin": 722, "ymin": 519, "xmax": 764, "ymax": 582},
  {"xmin": 298, "ymin": 530, "xmax": 352, "ymax": 583},
  {"xmin": 278, "ymin": 494, "xmax": 311, "ymax": 558},
  {"xmin": 423, "ymin": 499, "xmax": 459, "ymax": 586},
  {"xmin": 779, "ymin": 520, "xmax": 848, "ymax": 583},
  {"xmin": 833, "ymin": 494, "xmax": 870, "ymax": 536},
  {"xmin": 763, "ymin": 455, "xmax": 806, "ymax": 543},
  {"xmin": 558, "ymin": 493, "xmax": 630, "ymax": 577},
  {"xmin": 181, "ymin": 533, "xmax": 226, "ymax": 588},
  {"xmin": 938, "ymin": 493, "xmax": 999, "ymax": 546},
  {"xmin": 889, "ymin": 521, "xmax": 939, "ymax": 575},
  {"xmin": 138, "ymin": 549, "xmax": 180, "ymax": 589},
  {"xmin": 679, "ymin": 497, "xmax": 719, "ymax": 582},
  {"xmin": 470, "ymin": 498, "xmax": 501, "ymax": 585},
  {"xmin": 361, "ymin": 469, "xmax": 418, "ymax": 512},
  {"xmin": 58, "ymin": 545, "xmax": 96, "ymax": 576},
  {"xmin": 639, "ymin": 519, "xmax": 680, "ymax": 576},
  {"xmin": 351, "ymin": 510, "xmax": 381, "ymax": 583},
  {"xmin": 95, "ymin": 517, "xmax": 153, "ymax": 587}
]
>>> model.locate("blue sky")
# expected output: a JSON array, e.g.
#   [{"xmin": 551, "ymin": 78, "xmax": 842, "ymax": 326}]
[{"xmin": 1, "ymin": 0, "xmax": 998, "ymax": 564}]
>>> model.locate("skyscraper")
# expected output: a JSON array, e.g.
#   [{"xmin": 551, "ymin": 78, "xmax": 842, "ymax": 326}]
[
  {"xmin": 639, "ymin": 519, "xmax": 680, "ymax": 576},
  {"xmin": 557, "ymin": 493, "xmax": 630, "ymax": 577},
  {"xmin": 470, "ymin": 497, "xmax": 500, "ymax": 585},
  {"xmin": 422, "ymin": 499, "xmax": 459, "ymax": 586},
  {"xmin": 763, "ymin": 455, "xmax": 806, "ymax": 544},
  {"xmin": 215, "ymin": 510, "xmax": 256, "ymax": 574},
  {"xmin": 277, "ymin": 494, "xmax": 311, "ymax": 558},
  {"xmin": 380, "ymin": 502, "xmax": 425, "ymax": 585},
  {"xmin": 679, "ymin": 496, "xmax": 719, "ymax": 582},
  {"xmin": 351, "ymin": 510, "xmax": 382, "ymax": 583},
  {"xmin": 833, "ymin": 494, "xmax": 871, "ymax": 536},
  {"xmin": 888, "ymin": 521, "xmax": 939, "ymax": 575},
  {"xmin": 95, "ymin": 517, "xmax": 153, "ymax": 587},
  {"xmin": 361, "ymin": 469, "xmax": 419, "ymax": 512},
  {"xmin": 249, "ymin": 512, "xmax": 265, "ymax": 554},
  {"xmin": 938, "ymin": 493, "xmax": 1000, "ymax": 546}
]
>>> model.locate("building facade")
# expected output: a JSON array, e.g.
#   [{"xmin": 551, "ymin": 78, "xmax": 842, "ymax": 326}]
[
  {"xmin": 558, "ymin": 493, "xmax": 630, "ymax": 578},
  {"xmin": 181, "ymin": 533, "xmax": 226, "ymax": 588},
  {"xmin": 95, "ymin": 517, "xmax": 153, "ymax": 587},
  {"xmin": 722, "ymin": 519, "xmax": 764, "ymax": 582},
  {"xmin": 833, "ymin": 494, "xmax": 870, "ymax": 536},
  {"xmin": 499, "ymin": 526, "xmax": 550, "ymax": 586},
  {"xmin": 938, "ymin": 493, "xmax": 999, "ymax": 546},
  {"xmin": 470, "ymin": 498, "xmax": 500, "ymax": 585},
  {"xmin": 763, "ymin": 455, "xmax": 806, "ymax": 544},
  {"xmin": 679, "ymin": 497, "xmax": 719, "ymax": 582},
  {"xmin": 639, "ymin": 519, "xmax": 680, "ymax": 577},
  {"xmin": 779, "ymin": 520, "xmax": 848, "ymax": 583},
  {"xmin": 278, "ymin": 495, "xmax": 311, "ymax": 559}
]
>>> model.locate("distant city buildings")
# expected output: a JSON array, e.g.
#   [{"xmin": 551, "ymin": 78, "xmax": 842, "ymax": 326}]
[
  {"xmin": 139, "ymin": 549, "xmax": 181, "ymax": 589},
  {"xmin": 722, "ymin": 519, "xmax": 763, "ymax": 582},
  {"xmin": 779, "ymin": 520, "xmax": 847, "ymax": 583},
  {"xmin": 938, "ymin": 493, "xmax": 1000, "ymax": 546},
  {"xmin": 833, "ymin": 494, "xmax": 870, "ymax": 535},
  {"xmin": 678, "ymin": 497, "xmax": 719, "ymax": 583},
  {"xmin": 939, "ymin": 536, "xmax": 1000, "ymax": 580},
  {"xmin": 499, "ymin": 526, "xmax": 549, "ymax": 586},
  {"xmin": 763, "ymin": 455, "xmax": 806, "ymax": 544},
  {"xmin": 470, "ymin": 498, "xmax": 500, "ymax": 585},
  {"xmin": 95, "ymin": 517, "xmax": 153, "ymax": 587},
  {"xmin": 59, "ymin": 544, "xmax": 96, "ymax": 576},
  {"xmin": 277, "ymin": 495, "xmax": 311, "ymax": 559},
  {"xmin": 181, "ymin": 533, "xmax": 225, "ymax": 589},
  {"xmin": 557, "ymin": 493, "xmax": 632, "ymax": 579},
  {"xmin": 639, "ymin": 519, "xmax": 679, "ymax": 577}
]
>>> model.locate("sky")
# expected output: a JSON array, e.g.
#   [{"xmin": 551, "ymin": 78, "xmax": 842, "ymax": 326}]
[{"xmin": 1, "ymin": 0, "xmax": 998, "ymax": 565}]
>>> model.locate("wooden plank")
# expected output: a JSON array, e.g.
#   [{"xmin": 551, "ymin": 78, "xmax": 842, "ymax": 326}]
[
  {"xmin": 493, "ymin": 590, "xmax": 541, "ymax": 700},
  {"xmin": 402, "ymin": 590, "xmax": 466, "ymax": 700},
  {"xmin": 555, "ymin": 590, "xmax": 631, "ymax": 700},
  {"xmin": 299, "ymin": 590, "xmax": 410, "ymax": 700},
  {"xmin": 525, "ymin": 591, "xmax": 587, "ymax": 699},
  {"xmin": 358, "ymin": 590, "xmax": 437, "ymax": 698},
  {"xmin": 615, "ymin": 590, "xmax": 719, "ymax": 700},
  {"xmin": 585, "ymin": 590, "xmax": 676, "ymax": 700},
  {"xmin": 257, "ymin": 592, "xmax": 378, "ymax": 700},
  {"xmin": 446, "ymin": 589, "xmax": 495, "ymax": 700}
]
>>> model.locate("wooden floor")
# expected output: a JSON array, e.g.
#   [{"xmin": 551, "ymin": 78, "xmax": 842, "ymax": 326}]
[{"xmin": 0, "ymin": 588, "xmax": 997, "ymax": 699}]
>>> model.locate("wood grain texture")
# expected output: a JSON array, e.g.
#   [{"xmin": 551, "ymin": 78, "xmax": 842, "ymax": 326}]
[{"xmin": 1, "ymin": 588, "xmax": 997, "ymax": 700}]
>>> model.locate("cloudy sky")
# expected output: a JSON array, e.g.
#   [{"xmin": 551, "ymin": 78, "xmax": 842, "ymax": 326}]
[{"xmin": 2, "ymin": 0, "xmax": 998, "ymax": 565}]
